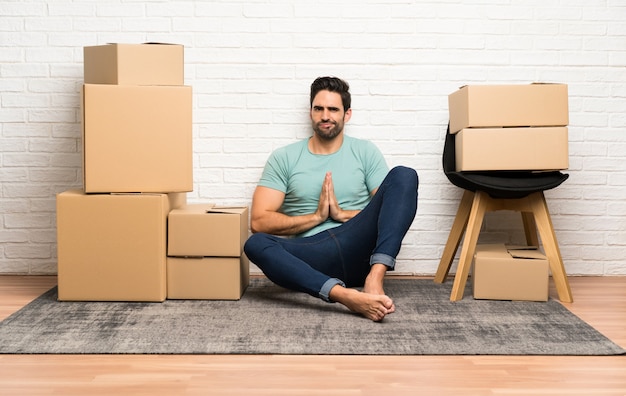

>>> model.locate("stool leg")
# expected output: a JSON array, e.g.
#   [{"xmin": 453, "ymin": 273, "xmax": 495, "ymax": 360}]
[
  {"xmin": 521, "ymin": 212, "xmax": 540, "ymax": 246},
  {"xmin": 450, "ymin": 191, "xmax": 489, "ymax": 301},
  {"xmin": 435, "ymin": 190, "xmax": 474, "ymax": 283},
  {"xmin": 529, "ymin": 192, "xmax": 573, "ymax": 303}
]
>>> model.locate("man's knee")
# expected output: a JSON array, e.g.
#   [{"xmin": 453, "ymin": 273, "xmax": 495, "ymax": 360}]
[
  {"xmin": 389, "ymin": 165, "xmax": 419, "ymax": 190},
  {"xmin": 243, "ymin": 232, "xmax": 269, "ymax": 260}
]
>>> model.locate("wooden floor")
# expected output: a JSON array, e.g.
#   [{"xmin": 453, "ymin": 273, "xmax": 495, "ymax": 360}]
[{"xmin": 0, "ymin": 276, "xmax": 625, "ymax": 396}]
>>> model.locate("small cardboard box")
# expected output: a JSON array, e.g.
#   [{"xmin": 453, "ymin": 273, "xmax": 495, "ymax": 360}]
[
  {"xmin": 56, "ymin": 189, "xmax": 185, "ymax": 302},
  {"xmin": 448, "ymin": 84, "xmax": 569, "ymax": 134},
  {"xmin": 473, "ymin": 244, "xmax": 549, "ymax": 302},
  {"xmin": 167, "ymin": 255, "xmax": 250, "ymax": 300},
  {"xmin": 455, "ymin": 127, "xmax": 569, "ymax": 171},
  {"xmin": 84, "ymin": 43, "xmax": 184, "ymax": 85},
  {"xmin": 82, "ymin": 84, "xmax": 193, "ymax": 193},
  {"xmin": 167, "ymin": 204, "xmax": 249, "ymax": 257}
]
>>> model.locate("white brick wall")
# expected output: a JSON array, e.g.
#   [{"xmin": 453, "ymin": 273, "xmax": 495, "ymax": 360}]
[{"xmin": 1, "ymin": 1, "xmax": 625, "ymax": 276}]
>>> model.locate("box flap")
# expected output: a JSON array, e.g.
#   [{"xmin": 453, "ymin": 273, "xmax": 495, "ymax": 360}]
[
  {"xmin": 531, "ymin": 82, "xmax": 565, "ymax": 85},
  {"xmin": 104, "ymin": 42, "xmax": 181, "ymax": 46},
  {"xmin": 143, "ymin": 42, "xmax": 181, "ymax": 46},
  {"xmin": 473, "ymin": 243, "xmax": 506, "ymax": 258},
  {"xmin": 475, "ymin": 244, "xmax": 546, "ymax": 260},
  {"xmin": 507, "ymin": 248, "xmax": 546, "ymax": 260},
  {"xmin": 505, "ymin": 244, "xmax": 539, "ymax": 250},
  {"xmin": 205, "ymin": 206, "xmax": 248, "ymax": 214}
]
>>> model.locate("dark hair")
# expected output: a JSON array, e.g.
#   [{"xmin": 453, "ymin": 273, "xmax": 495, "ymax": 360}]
[{"xmin": 309, "ymin": 76, "xmax": 351, "ymax": 112}]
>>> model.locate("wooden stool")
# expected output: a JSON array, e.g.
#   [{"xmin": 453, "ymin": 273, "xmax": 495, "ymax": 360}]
[{"xmin": 434, "ymin": 190, "xmax": 573, "ymax": 303}]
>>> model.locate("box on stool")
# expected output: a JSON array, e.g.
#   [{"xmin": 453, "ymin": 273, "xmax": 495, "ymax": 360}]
[
  {"xmin": 448, "ymin": 83, "xmax": 569, "ymax": 134},
  {"xmin": 56, "ymin": 190, "xmax": 185, "ymax": 302},
  {"xmin": 167, "ymin": 255, "xmax": 250, "ymax": 300},
  {"xmin": 455, "ymin": 127, "xmax": 569, "ymax": 172},
  {"xmin": 473, "ymin": 244, "xmax": 549, "ymax": 302}
]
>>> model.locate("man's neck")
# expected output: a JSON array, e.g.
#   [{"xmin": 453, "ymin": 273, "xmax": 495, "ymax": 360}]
[{"xmin": 308, "ymin": 133, "xmax": 344, "ymax": 155}]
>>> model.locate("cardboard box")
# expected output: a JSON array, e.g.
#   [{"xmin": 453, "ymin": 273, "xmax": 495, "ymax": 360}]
[
  {"xmin": 56, "ymin": 189, "xmax": 184, "ymax": 301},
  {"xmin": 168, "ymin": 204, "xmax": 249, "ymax": 257},
  {"xmin": 82, "ymin": 84, "xmax": 193, "ymax": 193},
  {"xmin": 449, "ymin": 84, "xmax": 569, "ymax": 134},
  {"xmin": 473, "ymin": 244, "xmax": 549, "ymax": 302},
  {"xmin": 84, "ymin": 43, "xmax": 184, "ymax": 85},
  {"xmin": 455, "ymin": 127, "xmax": 569, "ymax": 171},
  {"xmin": 167, "ymin": 255, "xmax": 250, "ymax": 300}
]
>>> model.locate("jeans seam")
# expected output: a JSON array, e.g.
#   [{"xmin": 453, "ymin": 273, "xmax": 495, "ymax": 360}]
[{"xmin": 326, "ymin": 229, "xmax": 348, "ymax": 281}]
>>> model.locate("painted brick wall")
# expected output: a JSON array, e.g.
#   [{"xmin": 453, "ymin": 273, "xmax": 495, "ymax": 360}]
[{"xmin": 1, "ymin": 1, "xmax": 625, "ymax": 275}]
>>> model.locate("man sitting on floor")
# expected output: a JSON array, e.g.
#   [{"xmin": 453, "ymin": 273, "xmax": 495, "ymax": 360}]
[{"xmin": 244, "ymin": 76, "xmax": 418, "ymax": 321}]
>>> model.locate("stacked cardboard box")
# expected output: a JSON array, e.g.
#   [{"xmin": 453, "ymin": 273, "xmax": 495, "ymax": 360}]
[
  {"xmin": 167, "ymin": 204, "xmax": 250, "ymax": 300},
  {"xmin": 82, "ymin": 44, "xmax": 192, "ymax": 193},
  {"xmin": 57, "ymin": 43, "xmax": 192, "ymax": 301},
  {"xmin": 448, "ymin": 83, "xmax": 568, "ymax": 301},
  {"xmin": 57, "ymin": 190, "xmax": 185, "ymax": 301},
  {"xmin": 448, "ymin": 83, "xmax": 569, "ymax": 172}
]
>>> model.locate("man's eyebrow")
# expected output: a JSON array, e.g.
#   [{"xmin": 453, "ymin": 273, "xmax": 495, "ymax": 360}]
[{"xmin": 313, "ymin": 105, "xmax": 340, "ymax": 111}]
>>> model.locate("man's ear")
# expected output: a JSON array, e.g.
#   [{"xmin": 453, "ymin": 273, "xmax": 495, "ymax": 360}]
[{"xmin": 344, "ymin": 108, "xmax": 352, "ymax": 122}]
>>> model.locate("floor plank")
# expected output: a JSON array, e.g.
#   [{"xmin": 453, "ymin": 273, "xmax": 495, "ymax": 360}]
[{"xmin": 0, "ymin": 275, "xmax": 624, "ymax": 395}]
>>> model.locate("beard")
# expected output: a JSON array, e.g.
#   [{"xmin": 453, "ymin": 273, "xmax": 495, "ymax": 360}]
[{"xmin": 312, "ymin": 120, "xmax": 344, "ymax": 141}]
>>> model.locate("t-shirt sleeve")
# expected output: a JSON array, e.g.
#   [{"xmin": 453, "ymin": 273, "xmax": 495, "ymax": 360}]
[
  {"xmin": 362, "ymin": 140, "xmax": 389, "ymax": 192},
  {"xmin": 258, "ymin": 148, "xmax": 289, "ymax": 193}
]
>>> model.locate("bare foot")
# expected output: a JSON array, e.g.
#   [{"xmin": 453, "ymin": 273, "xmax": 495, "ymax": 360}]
[
  {"xmin": 363, "ymin": 263, "xmax": 388, "ymax": 294},
  {"xmin": 363, "ymin": 273, "xmax": 385, "ymax": 295},
  {"xmin": 362, "ymin": 264, "xmax": 395, "ymax": 314},
  {"xmin": 329, "ymin": 286, "xmax": 395, "ymax": 322}
]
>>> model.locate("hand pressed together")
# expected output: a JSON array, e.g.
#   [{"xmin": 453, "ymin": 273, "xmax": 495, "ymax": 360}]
[{"xmin": 316, "ymin": 172, "xmax": 360, "ymax": 225}]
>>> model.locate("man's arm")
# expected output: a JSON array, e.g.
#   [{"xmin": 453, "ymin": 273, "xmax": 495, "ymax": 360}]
[
  {"xmin": 249, "ymin": 185, "xmax": 328, "ymax": 236},
  {"xmin": 250, "ymin": 173, "xmax": 379, "ymax": 236}
]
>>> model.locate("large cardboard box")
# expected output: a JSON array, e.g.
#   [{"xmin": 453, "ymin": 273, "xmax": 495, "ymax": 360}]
[
  {"xmin": 455, "ymin": 127, "xmax": 569, "ymax": 171},
  {"xmin": 448, "ymin": 84, "xmax": 569, "ymax": 134},
  {"xmin": 84, "ymin": 43, "xmax": 184, "ymax": 85},
  {"xmin": 56, "ymin": 190, "xmax": 185, "ymax": 301},
  {"xmin": 168, "ymin": 204, "xmax": 249, "ymax": 257},
  {"xmin": 473, "ymin": 244, "xmax": 549, "ymax": 302},
  {"xmin": 167, "ymin": 255, "xmax": 250, "ymax": 300},
  {"xmin": 82, "ymin": 84, "xmax": 193, "ymax": 193}
]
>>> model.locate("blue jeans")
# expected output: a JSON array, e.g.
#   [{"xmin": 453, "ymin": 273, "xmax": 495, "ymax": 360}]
[{"xmin": 243, "ymin": 166, "xmax": 419, "ymax": 302}]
